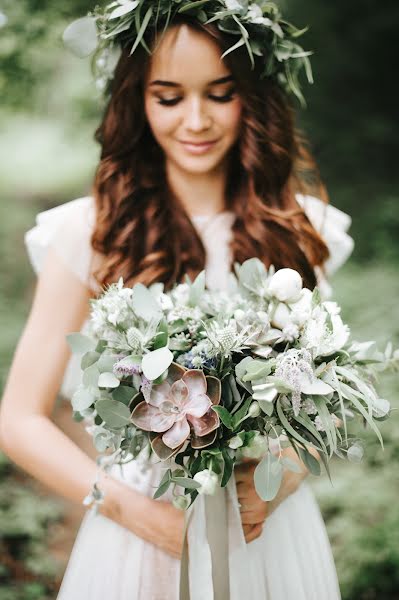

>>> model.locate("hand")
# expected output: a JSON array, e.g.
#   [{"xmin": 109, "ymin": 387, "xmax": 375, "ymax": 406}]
[
  {"xmin": 108, "ymin": 478, "xmax": 185, "ymax": 560},
  {"xmin": 235, "ymin": 459, "xmax": 268, "ymax": 543},
  {"xmin": 147, "ymin": 499, "xmax": 186, "ymax": 559},
  {"xmin": 235, "ymin": 448, "xmax": 312, "ymax": 543}
]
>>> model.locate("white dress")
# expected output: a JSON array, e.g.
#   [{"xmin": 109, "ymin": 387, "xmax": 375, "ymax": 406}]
[{"xmin": 25, "ymin": 193, "xmax": 354, "ymax": 600}]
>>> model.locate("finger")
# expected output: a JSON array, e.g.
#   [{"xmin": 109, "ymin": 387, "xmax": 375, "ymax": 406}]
[
  {"xmin": 241, "ymin": 512, "xmax": 264, "ymax": 526},
  {"xmin": 244, "ymin": 522, "xmax": 263, "ymax": 543},
  {"xmin": 235, "ymin": 464, "xmax": 256, "ymax": 483},
  {"xmin": 236, "ymin": 481, "xmax": 255, "ymax": 497}
]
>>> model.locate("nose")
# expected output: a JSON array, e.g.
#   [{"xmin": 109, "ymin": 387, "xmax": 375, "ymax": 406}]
[{"xmin": 184, "ymin": 96, "xmax": 212, "ymax": 132}]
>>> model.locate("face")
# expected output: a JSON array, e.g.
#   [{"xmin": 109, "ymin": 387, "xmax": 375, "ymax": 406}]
[{"xmin": 144, "ymin": 24, "xmax": 243, "ymax": 176}]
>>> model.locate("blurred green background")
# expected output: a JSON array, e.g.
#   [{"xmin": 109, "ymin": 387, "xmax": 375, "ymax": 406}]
[{"xmin": 0, "ymin": 1, "xmax": 398, "ymax": 599}]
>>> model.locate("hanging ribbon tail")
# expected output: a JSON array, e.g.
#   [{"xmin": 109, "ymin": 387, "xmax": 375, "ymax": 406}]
[{"xmin": 179, "ymin": 473, "xmax": 257, "ymax": 600}]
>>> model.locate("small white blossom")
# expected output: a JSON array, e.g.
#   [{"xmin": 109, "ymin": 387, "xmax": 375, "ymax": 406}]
[
  {"xmin": 241, "ymin": 432, "xmax": 268, "ymax": 459},
  {"xmin": 228, "ymin": 435, "xmax": 244, "ymax": 449},
  {"xmin": 246, "ymin": 3, "xmax": 273, "ymax": 26},
  {"xmin": 224, "ymin": 0, "xmax": 243, "ymax": 11},
  {"xmin": 193, "ymin": 469, "xmax": 219, "ymax": 495}
]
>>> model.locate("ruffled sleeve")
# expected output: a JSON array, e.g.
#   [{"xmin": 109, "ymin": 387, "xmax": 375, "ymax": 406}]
[
  {"xmin": 295, "ymin": 193, "xmax": 355, "ymax": 297},
  {"xmin": 24, "ymin": 196, "xmax": 100, "ymax": 292}
]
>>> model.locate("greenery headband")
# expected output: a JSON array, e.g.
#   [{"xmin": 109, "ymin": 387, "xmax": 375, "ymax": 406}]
[{"xmin": 63, "ymin": 0, "xmax": 314, "ymax": 107}]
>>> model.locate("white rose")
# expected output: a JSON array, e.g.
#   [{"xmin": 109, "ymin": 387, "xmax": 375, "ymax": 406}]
[
  {"xmin": 241, "ymin": 432, "xmax": 268, "ymax": 459},
  {"xmin": 225, "ymin": 0, "xmax": 243, "ymax": 10},
  {"xmin": 271, "ymin": 302, "xmax": 291, "ymax": 329},
  {"xmin": 268, "ymin": 268, "xmax": 303, "ymax": 303},
  {"xmin": 193, "ymin": 469, "xmax": 219, "ymax": 495}
]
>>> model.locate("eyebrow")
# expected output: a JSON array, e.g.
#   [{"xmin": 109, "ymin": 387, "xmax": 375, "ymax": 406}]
[{"xmin": 149, "ymin": 75, "xmax": 234, "ymax": 87}]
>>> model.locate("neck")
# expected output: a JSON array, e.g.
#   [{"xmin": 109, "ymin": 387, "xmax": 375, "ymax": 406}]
[{"xmin": 165, "ymin": 159, "xmax": 229, "ymax": 218}]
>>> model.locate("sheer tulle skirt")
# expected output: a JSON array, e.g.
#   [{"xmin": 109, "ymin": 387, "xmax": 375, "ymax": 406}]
[{"xmin": 57, "ymin": 452, "xmax": 341, "ymax": 600}]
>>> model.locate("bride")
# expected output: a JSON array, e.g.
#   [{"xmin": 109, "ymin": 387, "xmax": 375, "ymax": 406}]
[{"xmin": 0, "ymin": 3, "xmax": 354, "ymax": 599}]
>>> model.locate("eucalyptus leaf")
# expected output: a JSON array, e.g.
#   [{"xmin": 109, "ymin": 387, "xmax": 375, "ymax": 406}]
[
  {"xmin": 254, "ymin": 452, "xmax": 283, "ymax": 501},
  {"xmin": 97, "ymin": 354, "xmax": 118, "ymax": 373},
  {"xmin": 72, "ymin": 387, "xmax": 95, "ymax": 412},
  {"xmin": 95, "ymin": 398, "xmax": 131, "ymax": 428},
  {"xmin": 298, "ymin": 446, "xmax": 321, "ymax": 476},
  {"xmin": 81, "ymin": 351, "xmax": 100, "ymax": 370},
  {"xmin": 112, "ymin": 385, "xmax": 136, "ymax": 406},
  {"xmin": 83, "ymin": 364, "xmax": 100, "ymax": 388},
  {"xmin": 171, "ymin": 477, "xmax": 201, "ymax": 489},
  {"xmin": 98, "ymin": 372, "xmax": 120, "ymax": 388},
  {"xmin": 153, "ymin": 468, "xmax": 172, "ymax": 499}
]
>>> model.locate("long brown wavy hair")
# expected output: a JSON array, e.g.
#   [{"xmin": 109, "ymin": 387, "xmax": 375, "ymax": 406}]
[{"xmin": 91, "ymin": 17, "xmax": 330, "ymax": 294}]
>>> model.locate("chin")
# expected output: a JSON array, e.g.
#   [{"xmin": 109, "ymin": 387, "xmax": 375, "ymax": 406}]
[{"xmin": 173, "ymin": 153, "xmax": 230, "ymax": 176}]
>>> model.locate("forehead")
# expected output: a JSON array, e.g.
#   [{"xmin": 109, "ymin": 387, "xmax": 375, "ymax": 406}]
[{"xmin": 146, "ymin": 24, "xmax": 231, "ymax": 86}]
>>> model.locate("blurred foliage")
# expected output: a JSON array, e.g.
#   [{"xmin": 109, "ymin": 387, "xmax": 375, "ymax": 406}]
[
  {"xmin": 0, "ymin": 1, "xmax": 398, "ymax": 599},
  {"xmin": 0, "ymin": 452, "xmax": 63, "ymax": 599}
]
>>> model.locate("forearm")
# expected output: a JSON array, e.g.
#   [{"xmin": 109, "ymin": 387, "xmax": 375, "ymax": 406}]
[{"xmin": 0, "ymin": 414, "xmax": 156, "ymax": 542}]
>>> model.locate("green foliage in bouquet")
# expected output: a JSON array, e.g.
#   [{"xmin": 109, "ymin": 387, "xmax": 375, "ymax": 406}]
[{"xmin": 67, "ymin": 259, "xmax": 398, "ymax": 509}]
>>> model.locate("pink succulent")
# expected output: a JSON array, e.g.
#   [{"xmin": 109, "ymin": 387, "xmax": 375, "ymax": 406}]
[{"xmin": 130, "ymin": 363, "xmax": 221, "ymax": 459}]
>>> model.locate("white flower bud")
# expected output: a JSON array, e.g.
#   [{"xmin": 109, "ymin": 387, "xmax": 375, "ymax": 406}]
[
  {"xmin": 248, "ymin": 401, "xmax": 261, "ymax": 417},
  {"xmin": 172, "ymin": 495, "xmax": 191, "ymax": 510},
  {"xmin": 228, "ymin": 435, "xmax": 244, "ymax": 449},
  {"xmin": 193, "ymin": 469, "xmax": 219, "ymax": 495},
  {"xmin": 268, "ymin": 268, "xmax": 303, "ymax": 303}
]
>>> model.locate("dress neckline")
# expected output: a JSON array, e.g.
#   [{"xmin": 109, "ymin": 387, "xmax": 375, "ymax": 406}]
[{"xmin": 190, "ymin": 209, "xmax": 235, "ymax": 223}]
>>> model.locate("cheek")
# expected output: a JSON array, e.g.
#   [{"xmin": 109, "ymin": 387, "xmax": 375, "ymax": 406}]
[
  {"xmin": 144, "ymin": 98, "xmax": 179, "ymax": 141},
  {"xmin": 217, "ymin": 100, "xmax": 243, "ymax": 139}
]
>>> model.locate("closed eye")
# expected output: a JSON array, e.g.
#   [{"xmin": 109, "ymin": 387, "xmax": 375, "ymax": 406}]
[{"xmin": 157, "ymin": 89, "xmax": 237, "ymax": 106}]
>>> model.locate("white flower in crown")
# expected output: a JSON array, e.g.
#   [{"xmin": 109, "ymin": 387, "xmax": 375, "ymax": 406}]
[
  {"xmin": 224, "ymin": 0, "xmax": 245, "ymax": 12},
  {"xmin": 246, "ymin": 3, "xmax": 273, "ymax": 26}
]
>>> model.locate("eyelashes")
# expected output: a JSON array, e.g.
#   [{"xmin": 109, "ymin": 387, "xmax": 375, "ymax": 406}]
[{"xmin": 156, "ymin": 90, "xmax": 237, "ymax": 106}]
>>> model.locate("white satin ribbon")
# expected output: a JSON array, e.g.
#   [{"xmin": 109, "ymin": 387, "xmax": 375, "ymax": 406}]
[{"xmin": 181, "ymin": 474, "xmax": 257, "ymax": 600}]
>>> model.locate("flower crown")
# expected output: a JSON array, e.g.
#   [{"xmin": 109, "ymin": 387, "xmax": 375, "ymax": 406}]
[{"xmin": 63, "ymin": 0, "xmax": 314, "ymax": 107}]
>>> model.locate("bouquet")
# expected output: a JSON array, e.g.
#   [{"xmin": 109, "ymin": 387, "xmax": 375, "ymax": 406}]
[{"xmin": 67, "ymin": 259, "xmax": 398, "ymax": 509}]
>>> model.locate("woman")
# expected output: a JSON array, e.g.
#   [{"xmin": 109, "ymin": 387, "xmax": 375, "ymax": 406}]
[{"xmin": 0, "ymin": 6, "xmax": 354, "ymax": 600}]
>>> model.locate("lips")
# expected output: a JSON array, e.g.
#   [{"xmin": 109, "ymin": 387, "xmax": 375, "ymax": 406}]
[{"xmin": 179, "ymin": 139, "xmax": 219, "ymax": 155}]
